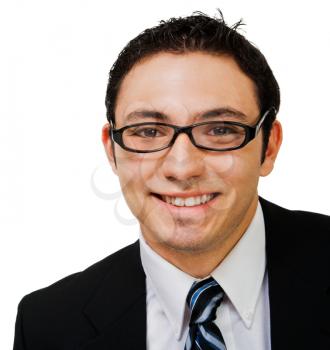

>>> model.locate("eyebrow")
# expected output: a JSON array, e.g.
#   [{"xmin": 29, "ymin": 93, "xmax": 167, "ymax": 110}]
[{"xmin": 123, "ymin": 107, "xmax": 249, "ymax": 123}]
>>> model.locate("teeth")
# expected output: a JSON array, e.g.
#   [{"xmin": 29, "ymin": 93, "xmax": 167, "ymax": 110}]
[
  {"xmin": 162, "ymin": 194, "xmax": 216, "ymax": 207},
  {"xmin": 174, "ymin": 197, "xmax": 184, "ymax": 206}
]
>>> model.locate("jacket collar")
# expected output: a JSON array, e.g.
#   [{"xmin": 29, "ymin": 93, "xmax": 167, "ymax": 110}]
[{"xmin": 80, "ymin": 241, "xmax": 147, "ymax": 350}]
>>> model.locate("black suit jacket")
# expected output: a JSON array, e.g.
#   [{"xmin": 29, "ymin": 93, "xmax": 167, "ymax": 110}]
[{"xmin": 13, "ymin": 198, "xmax": 330, "ymax": 349}]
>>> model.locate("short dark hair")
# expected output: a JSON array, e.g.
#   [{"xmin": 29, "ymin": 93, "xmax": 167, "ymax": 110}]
[{"xmin": 105, "ymin": 10, "xmax": 280, "ymax": 162}]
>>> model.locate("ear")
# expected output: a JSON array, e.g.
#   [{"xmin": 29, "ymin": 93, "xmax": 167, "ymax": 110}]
[
  {"xmin": 260, "ymin": 120, "xmax": 283, "ymax": 176},
  {"xmin": 101, "ymin": 123, "xmax": 118, "ymax": 175}
]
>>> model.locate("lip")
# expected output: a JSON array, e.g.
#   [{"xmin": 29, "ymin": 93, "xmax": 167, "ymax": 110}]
[
  {"xmin": 152, "ymin": 191, "xmax": 220, "ymax": 199},
  {"xmin": 151, "ymin": 192, "xmax": 220, "ymax": 216}
]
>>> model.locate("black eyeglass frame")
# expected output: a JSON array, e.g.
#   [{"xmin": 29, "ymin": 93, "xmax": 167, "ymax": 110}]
[{"xmin": 110, "ymin": 107, "xmax": 276, "ymax": 153}]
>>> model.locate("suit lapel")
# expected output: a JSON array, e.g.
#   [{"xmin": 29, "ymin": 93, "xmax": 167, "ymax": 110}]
[
  {"xmin": 80, "ymin": 241, "xmax": 147, "ymax": 350},
  {"xmin": 260, "ymin": 197, "xmax": 330, "ymax": 349}
]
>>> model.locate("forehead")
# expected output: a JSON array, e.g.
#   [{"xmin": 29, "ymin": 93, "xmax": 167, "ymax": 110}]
[{"xmin": 114, "ymin": 52, "xmax": 259, "ymax": 125}]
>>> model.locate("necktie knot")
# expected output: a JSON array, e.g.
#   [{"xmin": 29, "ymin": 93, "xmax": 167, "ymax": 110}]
[{"xmin": 187, "ymin": 277, "xmax": 224, "ymax": 325}]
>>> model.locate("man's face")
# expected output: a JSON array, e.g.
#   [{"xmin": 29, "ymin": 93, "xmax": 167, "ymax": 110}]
[{"xmin": 103, "ymin": 52, "xmax": 281, "ymax": 259}]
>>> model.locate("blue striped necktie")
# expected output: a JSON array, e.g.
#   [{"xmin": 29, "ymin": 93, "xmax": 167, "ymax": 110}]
[{"xmin": 184, "ymin": 276, "xmax": 227, "ymax": 350}]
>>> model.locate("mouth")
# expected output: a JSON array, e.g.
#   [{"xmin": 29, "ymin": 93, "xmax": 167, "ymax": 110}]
[{"xmin": 151, "ymin": 192, "xmax": 220, "ymax": 207}]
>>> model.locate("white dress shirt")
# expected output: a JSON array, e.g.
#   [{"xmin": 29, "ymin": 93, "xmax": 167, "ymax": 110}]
[{"xmin": 139, "ymin": 201, "xmax": 271, "ymax": 350}]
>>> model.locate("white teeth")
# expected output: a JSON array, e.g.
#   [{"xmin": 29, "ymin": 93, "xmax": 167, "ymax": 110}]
[
  {"xmin": 185, "ymin": 197, "xmax": 196, "ymax": 206},
  {"xmin": 174, "ymin": 197, "xmax": 184, "ymax": 206},
  {"xmin": 162, "ymin": 193, "xmax": 216, "ymax": 207}
]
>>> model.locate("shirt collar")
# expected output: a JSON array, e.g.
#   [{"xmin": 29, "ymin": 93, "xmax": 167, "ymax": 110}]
[
  {"xmin": 139, "ymin": 200, "xmax": 266, "ymax": 338},
  {"xmin": 139, "ymin": 233, "xmax": 195, "ymax": 340},
  {"xmin": 212, "ymin": 201, "xmax": 266, "ymax": 328}
]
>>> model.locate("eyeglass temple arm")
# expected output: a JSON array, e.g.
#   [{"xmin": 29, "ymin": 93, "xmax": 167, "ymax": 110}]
[
  {"xmin": 108, "ymin": 120, "xmax": 118, "ymax": 167},
  {"xmin": 254, "ymin": 107, "xmax": 277, "ymax": 137}
]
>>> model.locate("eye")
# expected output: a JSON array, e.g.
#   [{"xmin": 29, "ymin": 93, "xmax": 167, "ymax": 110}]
[
  {"xmin": 137, "ymin": 128, "xmax": 159, "ymax": 138},
  {"xmin": 128, "ymin": 125, "xmax": 168, "ymax": 138},
  {"xmin": 209, "ymin": 126, "xmax": 237, "ymax": 136}
]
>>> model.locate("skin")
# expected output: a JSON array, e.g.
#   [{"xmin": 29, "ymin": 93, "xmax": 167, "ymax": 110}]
[{"xmin": 102, "ymin": 52, "xmax": 282, "ymax": 278}]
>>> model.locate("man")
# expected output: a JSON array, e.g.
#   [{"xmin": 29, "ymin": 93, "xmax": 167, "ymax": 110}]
[{"xmin": 13, "ymin": 11, "xmax": 330, "ymax": 350}]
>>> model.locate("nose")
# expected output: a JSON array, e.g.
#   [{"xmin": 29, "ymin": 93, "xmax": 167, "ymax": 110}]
[{"xmin": 160, "ymin": 132, "xmax": 205, "ymax": 183}]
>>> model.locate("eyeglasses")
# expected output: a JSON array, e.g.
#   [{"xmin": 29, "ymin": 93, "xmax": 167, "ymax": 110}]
[{"xmin": 110, "ymin": 107, "xmax": 276, "ymax": 153}]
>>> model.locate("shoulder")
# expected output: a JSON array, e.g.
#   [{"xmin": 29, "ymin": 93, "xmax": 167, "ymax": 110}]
[
  {"xmin": 14, "ymin": 241, "xmax": 145, "ymax": 347},
  {"xmin": 18, "ymin": 240, "xmax": 141, "ymax": 317},
  {"xmin": 259, "ymin": 196, "xmax": 330, "ymax": 235},
  {"xmin": 259, "ymin": 197, "xmax": 330, "ymax": 266}
]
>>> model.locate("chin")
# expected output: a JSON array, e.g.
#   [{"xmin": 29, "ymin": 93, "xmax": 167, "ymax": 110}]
[{"xmin": 153, "ymin": 229, "xmax": 217, "ymax": 254}]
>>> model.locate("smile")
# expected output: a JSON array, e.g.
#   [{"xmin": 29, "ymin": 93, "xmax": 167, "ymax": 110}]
[{"xmin": 153, "ymin": 193, "xmax": 219, "ymax": 207}]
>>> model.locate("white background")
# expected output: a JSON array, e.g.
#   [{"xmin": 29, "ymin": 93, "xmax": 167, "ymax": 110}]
[{"xmin": 1, "ymin": 0, "xmax": 329, "ymax": 347}]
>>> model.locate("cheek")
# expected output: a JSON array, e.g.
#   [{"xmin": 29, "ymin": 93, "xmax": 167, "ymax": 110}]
[
  {"xmin": 209, "ymin": 153, "xmax": 235, "ymax": 178},
  {"xmin": 117, "ymin": 169, "xmax": 147, "ymax": 219},
  {"xmin": 116, "ymin": 152, "xmax": 157, "ymax": 197},
  {"xmin": 207, "ymin": 152, "xmax": 260, "ymax": 214},
  {"xmin": 209, "ymin": 151, "xmax": 260, "ymax": 190},
  {"xmin": 117, "ymin": 149, "xmax": 145, "ymax": 172},
  {"xmin": 230, "ymin": 152, "xmax": 261, "ymax": 191}
]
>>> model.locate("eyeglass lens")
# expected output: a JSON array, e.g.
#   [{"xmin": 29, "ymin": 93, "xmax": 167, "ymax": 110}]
[{"xmin": 122, "ymin": 122, "xmax": 247, "ymax": 151}]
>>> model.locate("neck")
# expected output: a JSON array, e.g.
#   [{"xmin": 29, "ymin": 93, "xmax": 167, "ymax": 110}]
[{"xmin": 143, "ymin": 196, "xmax": 258, "ymax": 278}]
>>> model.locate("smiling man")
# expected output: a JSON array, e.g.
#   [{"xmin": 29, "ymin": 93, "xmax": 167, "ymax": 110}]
[
  {"xmin": 14, "ymin": 11, "xmax": 330, "ymax": 350},
  {"xmin": 105, "ymin": 51, "xmax": 279, "ymax": 280}
]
